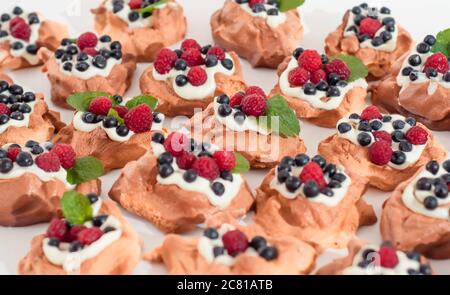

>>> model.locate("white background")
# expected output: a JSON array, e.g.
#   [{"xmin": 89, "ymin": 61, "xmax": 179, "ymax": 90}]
[{"xmin": 0, "ymin": 0, "xmax": 449, "ymax": 275}]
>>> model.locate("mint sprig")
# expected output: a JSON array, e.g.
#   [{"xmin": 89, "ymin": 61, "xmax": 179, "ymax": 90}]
[
  {"xmin": 232, "ymin": 152, "xmax": 250, "ymax": 174},
  {"xmin": 261, "ymin": 95, "xmax": 300, "ymax": 137},
  {"xmin": 278, "ymin": 0, "xmax": 305, "ymax": 12},
  {"xmin": 125, "ymin": 95, "xmax": 158, "ymax": 110},
  {"xmin": 107, "ymin": 108, "xmax": 124, "ymax": 125},
  {"xmin": 61, "ymin": 191, "xmax": 93, "ymax": 225},
  {"xmin": 431, "ymin": 29, "xmax": 450, "ymax": 57},
  {"xmin": 330, "ymin": 54, "xmax": 368, "ymax": 82},
  {"xmin": 136, "ymin": 0, "xmax": 168, "ymax": 13},
  {"xmin": 67, "ymin": 91, "xmax": 118, "ymax": 112},
  {"xmin": 66, "ymin": 156, "xmax": 104, "ymax": 185}
]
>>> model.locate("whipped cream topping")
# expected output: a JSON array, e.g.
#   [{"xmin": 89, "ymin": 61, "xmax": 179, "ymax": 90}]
[
  {"xmin": 237, "ymin": 1, "xmax": 287, "ymax": 28},
  {"xmin": 279, "ymin": 57, "xmax": 368, "ymax": 110},
  {"xmin": 152, "ymin": 53, "xmax": 235, "ymax": 100},
  {"xmin": 43, "ymin": 199, "xmax": 123, "ymax": 273},
  {"xmin": 337, "ymin": 114, "xmax": 426, "ymax": 170},
  {"xmin": 402, "ymin": 158, "xmax": 450, "ymax": 220},
  {"xmin": 0, "ymin": 8, "xmax": 41, "ymax": 65}
]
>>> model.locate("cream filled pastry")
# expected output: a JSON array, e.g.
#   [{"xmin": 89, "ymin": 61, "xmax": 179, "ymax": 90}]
[
  {"xmin": 188, "ymin": 86, "xmax": 306, "ymax": 169},
  {"xmin": 39, "ymin": 32, "xmax": 136, "ymax": 109},
  {"xmin": 18, "ymin": 192, "xmax": 141, "ymax": 275},
  {"xmin": 211, "ymin": 0, "xmax": 304, "ymax": 68},
  {"xmin": 371, "ymin": 30, "xmax": 450, "ymax": 131},
  {"xmin": 92, "ymin": 0, "xmax": 186, "ymax": 62},
  {"xmin": 381, "ymin": 158, "xmax": 450, "ymax": 259},
  {"xmin": 54, "ymin": 92, "xmax": 164, "ymax": 172},
  {"xmin": 0, "ymin": 77, "xmax": 63, "ymax": 146},
  {"xmin": 270, "ymin": 48, "xmax": 368, "ymax": 127},
  {"xmin": 325, "ymin": 3, "xmax": 412, "ymax": 80},
  {"xmin": 109, "ymin": 131, "xmax": 254, "ymax": 233},
  {"xmin": 254, "ymin": 153, "xmax": 376, "ymax": 251},
  {"xmin": 0, "ymin": 141, "xmax": 103, "ymax": 227},
  {"xmin": 146, "ymin": 222, "xmax": 316, "ymax": 274},
  {"xmin": 318, "ymin": 105, "xmax": 447, "ymax": 191},
  {"xmin": 0, "ymin": 6, "xmax": 68, "ymax": 70},
  {"xmin": 140, "ymin": 38, "xmax": 246, "ymax": 116},
  {"xmin": 316, "ymin": 240, "xmax": 434, "ymax": 275}
]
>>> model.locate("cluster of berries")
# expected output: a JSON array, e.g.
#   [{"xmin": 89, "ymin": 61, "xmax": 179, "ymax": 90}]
[
  {"xmin": 415, "ymin": 160, "xmax": 450, "ymax": 211},
  {"xmin": 0, "ymin": 80, "xmax": 36, "ymax": 125},
  {"xmin": 112, "ymin": 0, "xmax": 161, "ymax": 22}
]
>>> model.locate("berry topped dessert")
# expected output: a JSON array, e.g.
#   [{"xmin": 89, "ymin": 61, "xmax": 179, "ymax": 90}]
[
  {"xmin": 0, "ymin": 76, "xmax": 63, "ymax": 146},
  {"xmin": 381, "ymin": 158, "xmax": 450, "ymax": 259},
  {"xmin": 0, "ymin": 141, "xmax": 103, "ymax": 226},
  {"xmin": 371, "ymin": 29, "xmax": 450, "ymax": 131},
  {"xmin": 18, "ymin": 191, "xmax": 141, "ymax": 274},
  {"xmin": 109, "ymin": 131, "xmax": 254, "ymax": 233},
  {"xmin": 318, "ymin": 106, "xmax": 447, "ymax": 191},
  {"xmin": 92, "ymin": 0, "xmax": 186, "ymax": 62},
  {"xmin": 146, "ymin": 222, "xmax": 316, "ymax": 274},
  {"xmin": 270, "ymin": 48, "xmax": 368, "ymax": 127},
  {"xmin": 325, "ymin": 3, "xmax": 412, "ymax": 79},
  {"xmin": 39, "ymin": 32, "xmax": 136, "ymax": 109},
  {"xmin": 254, "ymin": 153, "xmax": 376, "ymax": 250},
  {"xmin": 211, "ymin": 0, "xmax": 304, "ymax": 68},
  {"xmin": 140, "ymin": 38, "xmax": 245, "ymax": 117},
  {"xmin": 0, "ymin": 6, "xmax": 68, "ymax": 70},
  {"xmin": 189, "ymin": 86, "xmax": 306, "ymax": 169},
  {"xmin": 317, "ymin": 241, "xmax": 434, "ymax": 275},
  {"xmin": 54, "ymin": 92, "xmax": 164, "ymax": 172}
]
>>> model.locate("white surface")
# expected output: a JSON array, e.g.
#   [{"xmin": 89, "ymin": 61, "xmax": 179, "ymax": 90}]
[{"xmin": 0, "ymin": 0, "xmax": 449, "ymax": 275}]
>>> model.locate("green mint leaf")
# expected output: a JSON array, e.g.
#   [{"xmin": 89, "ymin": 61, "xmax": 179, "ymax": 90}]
[
  {"xmin": 263, "ymin": 95, "xmax": 300, "ymax": 137},
  {"xmin": 232, "ymin": 152, "xmax": 250, "ymax": 174},
  {"xmin": 67, "ymin": 91, "xmax": 111, "ymax": 111},
  {"xmin": 330, "ymin": 54, "xmax": 368, "ymax": 82},
  {"xmin": 60, "ymin": 191, "xmax": 93, "ymax": 225},
  {"xmin": 125, "ymin": 95, "xmax": 158, "ymax": 110},
  {"xmin": 107, "ymin": 108, "xmax": 124, "ymax": 125},
  {"xmin": 431, "ymin": 29, "xmax": 450, "ymax": 57},
  {"xmin": 66, "ymin": 157, "xmax": 104, "ymax": 185},
  {"xmin": 278, "ymin": 0, "xmax": 305, "ymax": 12},
  {"xmin": 137, "ymin": 0, "xmax": 168, "ymax": 13}
]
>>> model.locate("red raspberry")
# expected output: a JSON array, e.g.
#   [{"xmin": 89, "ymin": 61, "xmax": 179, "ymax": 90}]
[
  {"xmin": 181, "ymin": 48, "xmax": 204, "ymax": 67},
  {"xmin": 35, "ymin": 152, "xmax": 62, "ymax": 172},
  {"xmin": 423, "ymin": 52, "xmax": 449, "ymax": 74},
  {"xmin": 359, "ymin": 17, "xmax": 382, "ymax": 38},
  {"xmin": 77, "ymin": 32, "xmax": 98, "ymax": 51},
  {"xmin": 124, "ymin": 104, "xmax": 153, "ymax": 133},
  {"xmin": 10, "ymin": 17, "xmax": 30, "ymax": 41},
  {"xmin": 378, "ymin": 245, "xmax": 399, "ymax": 268},
  {"xmin": 128, "ymin": 0, "xmax": 143, "ymax": 9},
  {"xmin": 180, "ymin": 39, "xmax": 201, "ymax": 51},
  {"xmin": 245, "ymin": 86, "xmax": 266, "ymax": 99},
  {"xmin": 164, "ymin": 132, "xmax": 189, "ymax": 156},
  {"xmin": 207, "ymin": 46, "xmax": 225, "ymax": 61},
  {"xmin": 405, "ymin": 126, "xmax": 428, "ymax": 145},
  {"xmin": 82, "ymin": 47, "xmax": 98, "ymax": 57},
  {"xmin": 213, "ymin": 151, "xmax": 236, "ymax": 172},
  {"xmin": 176, "ymin": 151, "xmax": 197, "ymax": 170},
  {"xmin": 298, "ymin": 50, "xmax": 322, "ymax": 72},
  {"xmin": 154, "ymin": 48, "xmax": 178, "ymax": 74},
  {"xmin": 46, "ymin": 219, "xmax": 68, "ymax": 240},
  {"xmin": 369, "ymin": 141, "xmax": 393, "ymax": 166},
  {"xmin": 288, "ymin": 67, "xmax": 311, "ymax": 87},
  {"xmin": 0, "ymin": 103, "xmax": 11, "ymax": 116},
  {"xmin": 325, "ymin": 59, "xmax": 351, "ymax": 81},
  {"xmin": 66, "ymin": 225, "xmax": 86, "ymax": 242},
  {"xmin": 241, "ymin": 94, "xmax": 267, "ymax": 117},
  {"xmin": 7, "ymin": 146, "xmax": 21, "ymax": 162},
  {"xmin": 9, "ymin": 16, "xmax": 26, "ymax": 28},
  {"xmin": 88, "ymin": 96, "xmax": 112, "ymax": 116},
  {"xmin": 77, "ymin": 227, "xmax": 103, "ymax": 245},
  {"xmin": 187, "ymin": 66, "xmax": 207, "ymax": 86},
  {"xmin": 112, "ymin": 106, "xmax": 128, "ymax": 118},
  {"xmin": 373, "ymin": 131, "xmax": 392, "ymax": 144},
  {"xmin": 230, "ymin": 91, "xmax": 245, "ymax": 107},
  {"xmin": 310, "ymin": 69, "xmax": 326, "ymax": 84},
  {"xmin": 51, "ymin": 143, "xmax": 76, "ymax": 169},
  {"xmin": 360, "ymin": 105, "xmax": 382, "ymax": 121},
  {"xmin": 222, "ymin": 230, "xmax": 249, "ymax": 256},
  {"xmin": 192, "ymin": 156, "xmax": 220, "ymax": 181},
  {"xmin": 299, "ymin": 162, "xmax": 326, "ymax": 189},
  {"xmin": 248, "ymin": 0, "xmax": 265, "ymax": 7}
]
